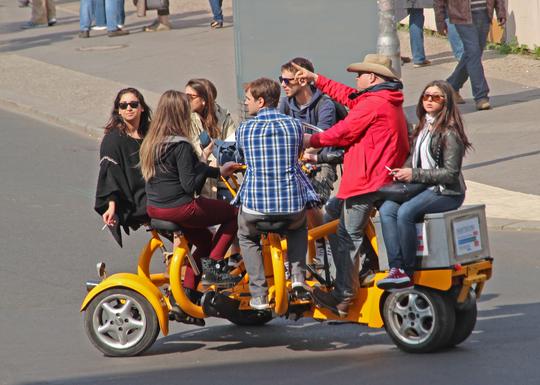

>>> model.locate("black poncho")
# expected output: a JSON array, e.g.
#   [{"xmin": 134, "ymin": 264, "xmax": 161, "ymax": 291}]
[{"xmin": 94, "ymin": 129, "xmax": 148, "ymax": 246}]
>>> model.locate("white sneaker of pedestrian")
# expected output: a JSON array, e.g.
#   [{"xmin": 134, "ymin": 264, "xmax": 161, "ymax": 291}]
[{"xmin": 91, "ymin": 25, "xmax": 107, "ymax": 31}]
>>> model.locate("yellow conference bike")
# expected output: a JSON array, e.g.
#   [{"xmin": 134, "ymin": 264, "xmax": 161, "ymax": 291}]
[{"xmin": 81, "ymin": 174, "xmax": 493, "ymax": 356}]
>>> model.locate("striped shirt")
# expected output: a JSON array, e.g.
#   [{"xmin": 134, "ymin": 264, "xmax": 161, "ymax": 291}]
[
  {"xmin": 232, "ymin": 108, "xmax": 319, "ymax": 214},
  {"xmin": 471, "ymin": 0, "xmax": 487, "ymax": 12}
]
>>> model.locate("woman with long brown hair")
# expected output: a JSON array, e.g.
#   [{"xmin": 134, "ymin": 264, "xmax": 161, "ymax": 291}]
[
  {"xmin": 377, "ymin": 80, "xmax": 472, "ymax": 290},
  {"xmin": 94, "ymin": 87, "xmax": 152, "ymax": 246},
  {"xmin": 185, "ymin": 78, "xmax": 236, "ymax": 163},
  {"xmin": 139, "ymin": 90, "xmax": 241, "ymax": 311}
]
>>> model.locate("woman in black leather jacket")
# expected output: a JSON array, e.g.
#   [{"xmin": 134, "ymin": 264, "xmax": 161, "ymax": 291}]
[{"xmin": 377, "ymin": 80, "xmax": 472, "ymax": 290}]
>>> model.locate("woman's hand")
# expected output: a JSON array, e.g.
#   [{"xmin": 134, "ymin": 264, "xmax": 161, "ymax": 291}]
[
  {"xmin": 220, "ymin": 162, "xmax": 242, "ymax": 177},
  {"xmin": 102, "ymin": 201, "xmax": 117, "ymax": 226},
  {"xmin": 202, "ymin": 140, "xmax": 214, "ymax": 161},
  {"xmin": 292, "ymin": 62, "xmax": 318, "ymax": 84},
  {"xmin": 392, "ymin": 168, "xmax": 413, "ymax": 183}
]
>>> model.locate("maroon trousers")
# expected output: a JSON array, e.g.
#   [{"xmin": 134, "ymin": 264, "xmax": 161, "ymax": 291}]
[{"xmin": 147, "ymin": 197, "xmax": 238, "ymax": 289}]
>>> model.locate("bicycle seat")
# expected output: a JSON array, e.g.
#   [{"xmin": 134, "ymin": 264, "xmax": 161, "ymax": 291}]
[
  {"xmin": 255, "ymin": 220, "xmax": 290, "ymax": 234},
  {"xmin": 150, "ymin": 219, "xmax": 182, "ymax": 232}
]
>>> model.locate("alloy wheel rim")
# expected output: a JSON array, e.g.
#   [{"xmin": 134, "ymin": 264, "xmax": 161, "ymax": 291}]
[
  {"xmin": 387, "ymin": 289, "xmax": 436, "ymax": 345},
  {"xmin": 92, "ymin": 293, "xmax": 147, "ymax": 349}
]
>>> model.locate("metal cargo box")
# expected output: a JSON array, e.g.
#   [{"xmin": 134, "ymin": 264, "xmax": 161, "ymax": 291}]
[{"xmin": 373, "ymin": 204, "xmax": 491, "ymax": 270}]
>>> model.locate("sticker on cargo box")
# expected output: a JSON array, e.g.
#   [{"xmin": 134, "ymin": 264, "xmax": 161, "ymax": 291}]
[
  {"xmin": 453, "ymin": 216, "xmax": 482, "ymax": 255},
  {"xmin": 415, "ymin": 223, "xmax": 428, "ymax": 256}
]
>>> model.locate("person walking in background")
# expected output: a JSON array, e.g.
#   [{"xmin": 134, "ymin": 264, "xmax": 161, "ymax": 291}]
[
  {"xmin": 396, "ymin": 0, "xmax": 432, "ymax": 68},
  {"xmin": 434, "ymin": 0, "xmax": 506, "ymax": 110},
  {"xmin": 79, "ymin": 0, "xmax": 129, "ymax": 39},
  {"xmin": 377, "ymin": 80, "xmax": 471, "ymax": 290},
  {"xmin": 208, "ymin": 0, "xmax": 224, "ymax": 28},
  {"xmin": 22, "ymin": 0, "xmax": 56, "ymax": 28}
]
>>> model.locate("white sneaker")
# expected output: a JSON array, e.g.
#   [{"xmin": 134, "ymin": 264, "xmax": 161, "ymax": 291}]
[{"xmin": 91, "ymin": 25, "xmax": 107, "ymax": 31}]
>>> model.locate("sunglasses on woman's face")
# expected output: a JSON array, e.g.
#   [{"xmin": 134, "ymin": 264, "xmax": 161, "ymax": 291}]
[
  {"xmin": 422, "ymin": 93, "xmax": 445, "ymax": 104},
  {"xmin": 186, "ymin": 93, "xmax": 200, "ymax": 100},
  {"xmin": 119, "ymin": 101, "xmax": 140, "ymax": 109}
]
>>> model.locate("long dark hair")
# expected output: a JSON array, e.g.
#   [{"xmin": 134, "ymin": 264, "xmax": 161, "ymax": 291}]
[
  {"xmin": 104, "ymin": 87, "xmax": 152, "ymax": 137},
  {"xmin": 186, "ymin": 78, "xmax": 220, "ymax": 138},
  {"xmin": 139, "ymin": 90, "xmax": 192, "ymax": 181},
  {"xmin": 414, "ymin": 80, "xmax": 472, "ymax": 151}
]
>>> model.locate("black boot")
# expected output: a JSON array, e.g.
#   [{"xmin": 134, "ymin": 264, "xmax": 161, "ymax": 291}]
[
  {"xmin": 201, "ymin": 260, "xmax": 242, "ymax": 288},
  {"xmin": 168, "ymin": 290, "xmax": 205, "ymax": 326}
]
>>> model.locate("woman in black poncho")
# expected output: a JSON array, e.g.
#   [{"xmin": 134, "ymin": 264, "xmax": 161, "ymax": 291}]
[{"xmin": 94, "ymin": 88, "xmax": 152, "ymax": 246}]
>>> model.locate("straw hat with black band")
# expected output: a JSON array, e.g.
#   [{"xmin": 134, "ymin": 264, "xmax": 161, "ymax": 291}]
[{"xmin": 347, "ymin": 54, "xmax": 400, "ymax": 80}]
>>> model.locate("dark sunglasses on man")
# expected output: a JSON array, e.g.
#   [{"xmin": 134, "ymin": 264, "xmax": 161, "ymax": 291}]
[
  {"xmin": 278, "ymin": 76, "xmax": 296, "ymax": 86},
  {"xmin": 118, "ymin": 101, "xmax": 140, "ymax": 110}
]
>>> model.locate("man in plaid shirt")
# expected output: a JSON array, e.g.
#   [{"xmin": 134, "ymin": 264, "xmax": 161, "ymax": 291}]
[{"xmin": 233, "ymin": 77, "xmax": 319, "ymax": 310}]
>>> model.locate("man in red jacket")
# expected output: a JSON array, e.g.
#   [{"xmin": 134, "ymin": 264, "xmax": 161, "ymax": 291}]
[{"xmin": 293, "ymin": 54, "xmax": 410, "ymax": 317}]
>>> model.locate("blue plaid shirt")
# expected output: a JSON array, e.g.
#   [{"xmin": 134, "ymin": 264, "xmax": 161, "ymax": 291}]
[{"xmin": 232, "ymin": 108, "xmax": 319, "ymax": 213}]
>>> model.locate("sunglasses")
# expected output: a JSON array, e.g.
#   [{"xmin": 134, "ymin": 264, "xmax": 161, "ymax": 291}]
[
  {"xmin": 118, "ymin": 101, "xmax": 140, "ymax": 110},
  {"xmin": 422, "ymin": 94, "xmax": 445, "ymax": 103},
  {"xmin": 279, "ymin": 76, "xmax": 296, "ymax": 85},
  {"xmin": 186, "ymin": 93, "xmax": 200, "ymax": 100}
]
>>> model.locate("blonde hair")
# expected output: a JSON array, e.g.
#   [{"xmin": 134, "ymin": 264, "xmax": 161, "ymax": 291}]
[{"xmin": 140, "ymin": 90, "xmax": 193, "ymax": 181}]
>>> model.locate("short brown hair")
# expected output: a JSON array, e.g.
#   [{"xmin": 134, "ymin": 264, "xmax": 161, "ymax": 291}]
[
  {"xmin": 281, "ymin": 57, "xmax": 315, "ymax": 74},
  {"xmin": 244, "ymin": 78, "xmax": 281, "ymax": 108}
]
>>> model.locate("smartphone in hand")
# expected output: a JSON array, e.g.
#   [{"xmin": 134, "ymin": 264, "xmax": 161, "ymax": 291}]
[{"xmin": 199, "ymin": 131, "xmax": 211, "ymax": 148}]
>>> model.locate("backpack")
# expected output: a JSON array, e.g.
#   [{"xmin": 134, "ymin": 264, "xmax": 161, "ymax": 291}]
[{"xmin": 282, "ymin": 94, "xmax": 348, "ymax": 126}]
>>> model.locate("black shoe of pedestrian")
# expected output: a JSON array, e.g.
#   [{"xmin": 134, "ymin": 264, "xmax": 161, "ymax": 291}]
[
  {"xmin": 201, "ymin": 260, "xmax": 242, "ymax": 288},
  {"xmin": 311, "ymin": 287, "xmax": 352, "ymax": 318},
  {"xmin": 107, "ymin": 29, "xmax": 129, "ymax": 37},
  {"xmin": 48, "ymin": 18, "xmax": 57, "ymax": 26},
  {"xmin": 78, "ymin": 30, "xmax": 90, "ymax": 38}
]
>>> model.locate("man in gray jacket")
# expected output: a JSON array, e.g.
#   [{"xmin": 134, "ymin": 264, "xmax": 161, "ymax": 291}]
[{"xmin": 434, "ymin": 0, "xmax": 506, "ymax": 110}]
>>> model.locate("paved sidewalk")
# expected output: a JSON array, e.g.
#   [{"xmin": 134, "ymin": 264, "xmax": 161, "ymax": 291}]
[{"xmin": 1, "ymin": 1, "xmax": 539, "ymax": 229}]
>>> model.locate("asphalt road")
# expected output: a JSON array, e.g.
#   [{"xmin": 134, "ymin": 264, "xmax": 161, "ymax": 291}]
[{"xmin": 1, "ymin": 108, "xmax": 539, "ymax": 385}]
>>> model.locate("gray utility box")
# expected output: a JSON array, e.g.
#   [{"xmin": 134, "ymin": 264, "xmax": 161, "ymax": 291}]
[{"xmin": 373, "ymin": 205, "xmax": 491, "ymax": 270}]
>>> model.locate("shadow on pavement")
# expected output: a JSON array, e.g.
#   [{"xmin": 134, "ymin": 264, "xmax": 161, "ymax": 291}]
[
  {"xmin": 405, "ymin": 87, "xmax": 540, "ymax": 121},
  {"xmin": 16, "ymin": 301, "xmax": 540, "ymax": 385},
  {"xmin": 463, "ymin": 149, "xmax": 540, "ymax": 171}
]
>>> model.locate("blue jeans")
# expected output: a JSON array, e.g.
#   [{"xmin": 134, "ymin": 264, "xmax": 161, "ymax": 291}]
[
  {"xmin": 448, "ymin": 11, "xmax": 491, "ymax": 101},
  {"xmin": 408, "ymin": 8, "xmax": 426, "ymax": 64},
  {"xmin": 446, "ymin": 18, "xmax": 464, "ymax": 60},
  {"xmin": 93, "ymin": 0, "xmax": 106, "ymax": 27},
  {"xmin": 334, "ymin": 192, "xmax": 380, "ymax": 300},
  {"xmin": 118, "ymin": 0, "xmax": 125, "ymax": 25},
  {"xmin": 80, "ymin": 0, "xmax": 93, "ymax": 31},
  {"xmin": 209, "ymin": 0, "xmax": 223, "ymax": 22},
  {"xmin": 105, "ymin": 0, "xmax": 121, "ymax": 31},
  {"xmin": 379, "ymin": 189, "xmax": 465, "ymax": 276}
]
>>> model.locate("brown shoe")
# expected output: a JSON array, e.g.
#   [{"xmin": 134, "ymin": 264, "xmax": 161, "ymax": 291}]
[
  {"xmin": 78, "ymin": 30, "xmax": 90, "ymax": 38},
  {"xmin": 454, "ymin": 92, "xmax": 466, "ymax": 104},
  {"xmin": 401, "ymin": 56, "xmax": 411, "ymax": 64},
  {"xmin": 311, "ymin": 287, "xmax": 352, "ymax": 318},
  {"xmin": 413, "ymin": 59, "xmax": 431, "ymax": 68},
  {"xmin": 476, "ymin": 98, "xmax": 491, "ymax": 110},
  {"xmin": 107, "ymin": 29, "xmax": 129, "ymax": 37},
  {"xmin": 143, "ymin": 22, "xmax": 171, "ymax": 32}
]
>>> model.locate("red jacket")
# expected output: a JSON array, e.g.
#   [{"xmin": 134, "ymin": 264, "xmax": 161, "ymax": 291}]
[{"xmin": 310, "ymin": 75, "xmax": 410, "ymax": 199}]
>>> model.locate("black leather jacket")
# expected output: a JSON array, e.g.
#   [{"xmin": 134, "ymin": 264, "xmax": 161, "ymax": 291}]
[{"xmin": 405, "ymin": 130, "xmax": 466, "ymax": 195}]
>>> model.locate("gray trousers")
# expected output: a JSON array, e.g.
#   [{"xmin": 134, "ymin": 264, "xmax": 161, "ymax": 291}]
[
  {"xmin": 238, "ymin": 209, "xmax": 307, "ymax": 298},
  {"xmin": 334, "ymin": 192, "xmax": 381, "ymax": 300}
]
